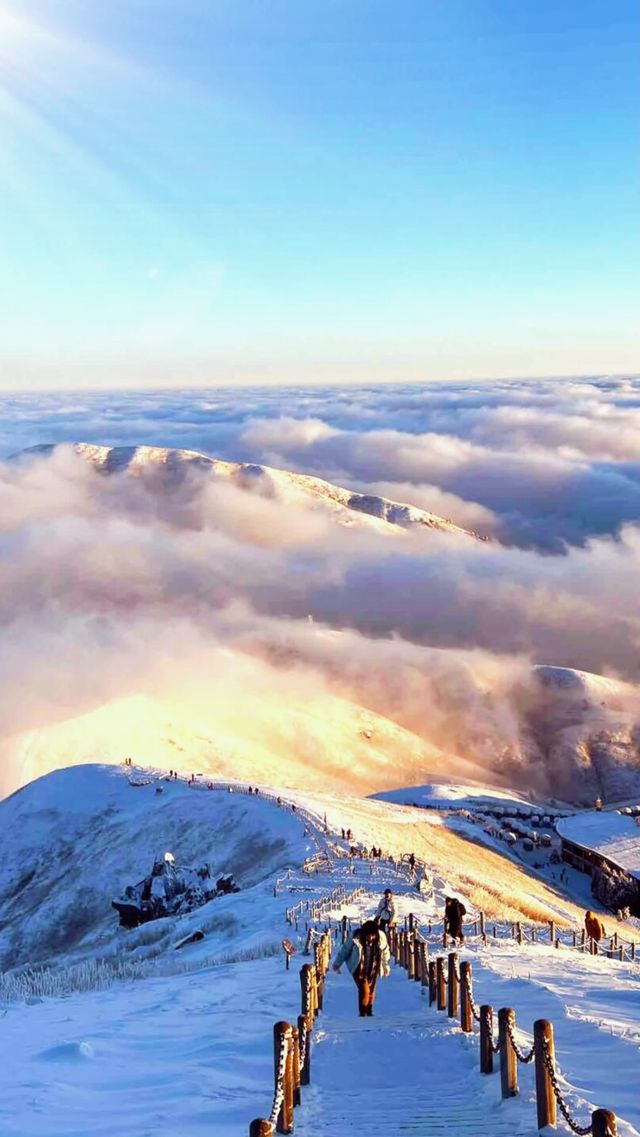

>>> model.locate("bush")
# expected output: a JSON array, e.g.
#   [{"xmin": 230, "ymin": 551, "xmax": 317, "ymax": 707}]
[{"xmin": 0, "ymin": 941, "xmax": 281, "ymax": 1002}]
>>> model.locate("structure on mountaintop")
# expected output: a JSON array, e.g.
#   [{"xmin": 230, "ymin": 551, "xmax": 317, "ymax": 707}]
[{"xmin": 112, "ymin": 851, "xmax": 239, "ymax": 928}]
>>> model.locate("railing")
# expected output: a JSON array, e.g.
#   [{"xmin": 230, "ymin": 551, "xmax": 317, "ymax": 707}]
[
  {"xmin": 418, "ymin": 911, "xmax": 638, "ymax": 964},
  {"xmin": 248, "ymin": 928, "xmax": 333, "ymax": 1135},
  {"xmin": 390, "ymin": 924, "xmax": 618, "ymax": 1136},
  {"xmin": 285, "ymin": 885, "xmax": 365, "ymax": 929}
]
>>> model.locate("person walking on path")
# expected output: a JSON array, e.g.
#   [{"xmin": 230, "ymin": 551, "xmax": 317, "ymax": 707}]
[
  {"xmin": 374, "ymin": 888, "xmax": 396, "ymax": 941},
  {"xmin": 585, "ymin": 909, "xmax": 605, "ymax": 945},
  {"xmin": 444, "ymin": 895, "xmax": 466, "ymax": 945},
  {"xmin": 332, "ymin": 919, "xmax": 390, "ymax": 1016}
]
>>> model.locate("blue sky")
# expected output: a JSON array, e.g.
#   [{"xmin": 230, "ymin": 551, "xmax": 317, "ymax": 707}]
[{"xmin": 0, "ymin": 0, "xmax": 638, "ymax": 388}]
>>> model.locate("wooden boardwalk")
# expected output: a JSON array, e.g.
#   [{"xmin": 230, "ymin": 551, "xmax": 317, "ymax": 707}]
[{"xmin": 294, "ymin": 963, "xmax": 537, "ymax": 1137}]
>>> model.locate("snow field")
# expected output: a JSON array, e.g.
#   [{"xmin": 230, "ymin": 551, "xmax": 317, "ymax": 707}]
[{"xmin": 2, "ymin": 769, "xmax": 639, "ymax": 1137}]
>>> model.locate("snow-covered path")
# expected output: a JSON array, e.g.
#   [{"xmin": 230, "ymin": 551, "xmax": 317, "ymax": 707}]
[{"xmin": 296, "ymin": 962, "xmax": 537, "ymax": 1136}]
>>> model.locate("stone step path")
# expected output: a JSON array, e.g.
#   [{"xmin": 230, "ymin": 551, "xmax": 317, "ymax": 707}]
[{"xmin": 294, "ymin": 962, "xmax": 537, "ymax": 1137}]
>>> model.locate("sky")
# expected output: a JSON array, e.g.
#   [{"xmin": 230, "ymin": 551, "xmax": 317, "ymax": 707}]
[{"xmin": 0, "ymin": 0, "xmax": 638, "ymax": 389}]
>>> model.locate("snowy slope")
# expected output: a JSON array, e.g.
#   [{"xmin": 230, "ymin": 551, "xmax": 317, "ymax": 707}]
[
  {"xmin": 519, "ymin": 665, "xmax": 640, "ymax": 805},
  {"xmin": 0, "ymin": 764, "xmax": 309, "ymax": 972},
  {"xmin": 3, "ymin": 684, "xmax": 451, "ymax": 800},
  {"xmin": 20, "ymin": 442, "xmax": 480, "ymax": 538},
  {"xmin": 1, "ymin": 842, "xmax": 639, "ymax": 1137},
  {"xmin": 372, "ymin": 778, "xmax": 538, "ymax": 812}
]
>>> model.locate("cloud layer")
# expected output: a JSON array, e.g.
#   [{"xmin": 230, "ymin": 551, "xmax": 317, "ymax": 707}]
[{"xmin": 1, "ymin": 376, "xmax": 640, "ymax": 801}]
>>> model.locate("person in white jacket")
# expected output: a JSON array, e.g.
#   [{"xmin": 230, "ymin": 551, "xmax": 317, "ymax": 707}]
[
  {"xmin": 374, "ymin": 889, "xmax": 396, "ymax": 940},
  {"xmin": 332, "ymin": 919, "xmax": 391, "ymax": 1016}
]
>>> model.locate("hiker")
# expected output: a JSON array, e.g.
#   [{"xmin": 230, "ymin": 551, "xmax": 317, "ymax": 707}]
[
  {"xmin": 374, "ymin": 888, "xmax": 396, "ymax": 941},
  {"xmin": 332, "ymin": 918, "xmax": 390, "ymax": 1017},
  {"xmin": 585, "ymin": 909, "xmax": 605, "ymax": 944},
  {"xmin": 408, "ymin": 852, "xmax": 416, "ymax": 870},
  {"xmin": 444, "ymin": 895, "xmax": 467, "ymax": 944}
]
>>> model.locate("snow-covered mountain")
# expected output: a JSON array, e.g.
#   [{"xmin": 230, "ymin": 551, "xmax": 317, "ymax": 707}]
[
  {"xmin": 517, "ymin": 665, "xmax": 640, "ymax": 805},
  {"xmin": 19, "ymin": 442, "xmax": 481, "ymax": 538},
  {"xmin": 0, "ymin": 764, "xmax": 308, "ymax": 973}
]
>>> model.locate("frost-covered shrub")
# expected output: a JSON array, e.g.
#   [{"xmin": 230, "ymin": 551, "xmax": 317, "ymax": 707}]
[{"xmin": 0, "ymin": 941, "xmax": 281, "ymax": 1002}]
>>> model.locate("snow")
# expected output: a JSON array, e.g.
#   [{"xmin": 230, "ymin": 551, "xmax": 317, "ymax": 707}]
[
  {"xmin": 5, "ymin": 684, "xmax": 444, "ymax": 801},
  {"xmin": 2, "ymin": 859, "xmax": 639, "ymax": 1136},
  {"xmin": 0, "ymin": 765, "xmax": 309, "ymax": 972},
  {"xmin": 557, "ymin": 811, "xmax": 640, "ymax": 880},
  {"xmin": 22, "ymin": 442, "xmax": 478, "ymax": 539},
  {"xmin": 1, "ymin": 765, "xmax": 639, "ymax": 1136},
  {"xmin": 373, "ymin": 779, "xmax": 538, "ymax": 813}
]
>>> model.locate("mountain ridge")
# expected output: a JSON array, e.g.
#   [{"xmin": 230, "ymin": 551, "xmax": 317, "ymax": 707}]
[{"xmin": 18, "ymin": 442, "xmax": 483, "ymax": 539}]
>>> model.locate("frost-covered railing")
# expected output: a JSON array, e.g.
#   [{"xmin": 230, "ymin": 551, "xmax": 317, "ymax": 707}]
[
  {"xmin": 285, "ymin": 885, "xmax": 365, "ymax": 929},
  {"xmin": 248, "ymin": 928, "xmax": 333, "ymax": 1136},
  {"xmin": 389, "ymin": 923, "xmax": 619, "ymax": 1136}
]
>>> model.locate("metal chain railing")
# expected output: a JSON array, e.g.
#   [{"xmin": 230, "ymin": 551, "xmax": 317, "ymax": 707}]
[
  {"xmin": 268, "ymin": 1030, "xmax": 290, "ymax": 1126},
  {"xmin": 464, "ymin": 973, "xmax": 482, "ymax": 1023},
  {"xmin": 542, "ymin": 1036, "xmax": 593, "ymax": 1135},
  {"xmin": 505, "ymin": 1015, "xmax": 535, "ymax": 1064}
]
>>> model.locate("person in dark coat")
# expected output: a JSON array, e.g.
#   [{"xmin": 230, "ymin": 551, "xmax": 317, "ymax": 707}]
[
  {"xmin": 444, "ymin": 896, "xmax": 466, "ymax": 944},
  {"xmin": 585, "ymin": 909, "xmax": 605, "ymax": 943},
  {"xmin": 332, "ymin": 919, "xmax": 390, "ymax": 1016}
]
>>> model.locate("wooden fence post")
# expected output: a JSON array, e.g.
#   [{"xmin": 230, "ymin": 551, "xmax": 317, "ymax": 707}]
[
  {"xmin": 250, "ymin": 1121, "xmax": 274, "ymax": 1137},
  {"xmin": 534, "ymin": 1019, "xmax": 556, "ymax": 1130},
  {"xmin": 414, "ymin": 938, "xmax": 422, "ymax": 982},
  {"xmin": 428, "ymin": 959, "xmax": 437, "ymax": 1005},
  {"xmin": 409, "ymin": 912, "xmax": 415, "ymax": 932},
  {"xmin": 498, "ymin": 1008, "xmax": 518, "ymax": 1098},
  {"xmin": 592, "ymin": 1110, "xmax": 617, "ymax": 1137},
  {"xmin": 341, "ymin": 915, "xmax": 348, "ymax": 943},
  {"xmin": 516, "ymin": 921, "xmax": 523, "ymax": 945},
  {"xmin": 291, "ymin": 1026, "xmax": 301, "ymax": 1107},
  {"xmin": 311, "ymin": 967, "xmax": 319, "ymax": 1018},
  {"xmin": 549, "ymin": 920, "xmax": 555, "ymax": 944},
  {"xmin": 480, "ymin": 1005, "xmax": 494, "ymax": 1074},
  {"xmin": 273, "ymin": 1022, "xmax": 294, "ymax": 1134},
  {"xmin": 300, "ymin": 964, "xmax": 311, "ymax": 1020},
  {"xmin": 460, "ymin": 961, "xmax": 473, "ymax": 1032},
  {"xmin": 436, "ymin": 956, "xmax": 447, "ymax": 1010},
  {"xmin": 314, "ymin": 954, "xmax": 324, "ymax": 1012},
  {"xmin": 408, "ymin": 937, "xmax": 416, "ymax": 980},
  {"xmin": 420, "ymin": 942, "xmax": 429, "ymax": 987},
  {"xmin": 479, "ymin": 911, "xmax": 485, "ymax": 937},
  {"xmin": 298, "ymin": 1014, "xmax": 311, "ymax": 1085},
  {"xmin": 447, "ymin": 952, "xmax": 459, "ymax": 1018}
]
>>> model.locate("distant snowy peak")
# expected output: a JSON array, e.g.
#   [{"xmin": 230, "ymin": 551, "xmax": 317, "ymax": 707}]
[
  {"xmin": 23, "ymin": 442, "xmax": 481, "ymax": 540},
  {"xmin": 533, "ymin": 665, "xmax": 636, "ymax": 707}
]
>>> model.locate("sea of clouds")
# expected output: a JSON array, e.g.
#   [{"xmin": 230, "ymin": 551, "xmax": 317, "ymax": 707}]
[{"xmin": 1, "ymin": 376, "xmax": 639, "ymax": 797}]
